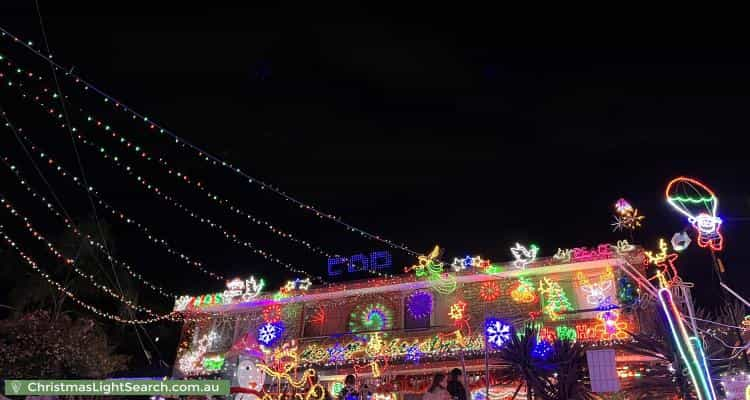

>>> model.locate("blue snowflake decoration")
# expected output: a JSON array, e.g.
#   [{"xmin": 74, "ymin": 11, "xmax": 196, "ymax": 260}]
[
  {"xmin": 406, "ymin": 290, "xmax": 433, "ymax": 319},
  {"xmin": 405, "ymin": 344, "xmax": 422, "ymax": 364},
  {"xmin": 328, "ymin": 342, "xmax": 346, "ymax": 364},
  {"xmin": 257, "ymin": 321, "xmax": 284, "ymax": 346},
  {"xmin": 484, "ymin": 318, "xmax": 512, "ymax": 349},
  {"xmin": 532, "ymin": 340, "xmax": 553, "ymax": 360}
]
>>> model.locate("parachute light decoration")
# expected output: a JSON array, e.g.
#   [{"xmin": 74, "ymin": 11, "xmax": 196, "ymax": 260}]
[{"xmin": 666, "ymin": 177, "xmax": 723, "ymax": 251}]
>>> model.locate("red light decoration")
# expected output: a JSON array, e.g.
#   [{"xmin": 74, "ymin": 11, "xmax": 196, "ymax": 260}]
[
  {"xmin": 666, "ymin": 176, "xmax": 723, "ymax": 251},
  {"xmin": 479, "ymin": 281, "xmax": 501, "ymax": 302},
  {"xmin": 311, "ymin": 307, "xmax": 326, "ymax": 326},
  {"xmin": 263, "ymin": 304, "xmax": 283, "ymax": 323}
]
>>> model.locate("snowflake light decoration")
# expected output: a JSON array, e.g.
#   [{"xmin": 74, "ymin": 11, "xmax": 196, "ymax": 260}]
[
  {"xmin": 484, "ymin": 318, "xmax": 512, "ymax": 349},
  {"xmin": 257, "ymin": 322, "xmax": 284, "ymax": 346}
]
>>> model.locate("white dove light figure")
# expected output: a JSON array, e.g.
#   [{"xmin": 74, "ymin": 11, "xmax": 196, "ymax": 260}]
[{"xmin": 510, "ymin": 243, "xmax": 539, "ymax": 270}]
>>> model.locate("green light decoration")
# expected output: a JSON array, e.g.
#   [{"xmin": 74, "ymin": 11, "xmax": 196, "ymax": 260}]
[
  {"xmin": 538, "ymin": 277, "xmax": 572, "ymax": 321},
  {"xmin": 331, "ymin": 382, "xmax": 344, "ymax": 397},
  {"xmin": 484, "ymin": 264, "xmax": 505, "ymax": 274},
  {"xmin": 556, "ymin": 325, "xmax": 577, "ymax": 341},
  {"xmin": 202, "ymin": 355, "xmax": 225, "ymax": 371},
  {"xmin": 349, "ymin": 303, "xmax": 394, "ymax": 335}
]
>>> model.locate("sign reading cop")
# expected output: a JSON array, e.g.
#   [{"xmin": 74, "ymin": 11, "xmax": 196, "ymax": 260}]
[{"xmin": 327, "ymin": 251, "xmax": 392, "ymax": 276}]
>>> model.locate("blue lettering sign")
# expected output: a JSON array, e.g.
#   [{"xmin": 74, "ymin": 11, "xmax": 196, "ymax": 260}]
[{"xmin": 327, "ymin": 251, "xmax": 393, "ymax": 276}]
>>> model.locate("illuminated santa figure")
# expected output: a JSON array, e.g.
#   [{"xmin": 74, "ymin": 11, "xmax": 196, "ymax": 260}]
[{"xmin": 229, "ymin": 334, "xmax": 267, "ymax": 400}]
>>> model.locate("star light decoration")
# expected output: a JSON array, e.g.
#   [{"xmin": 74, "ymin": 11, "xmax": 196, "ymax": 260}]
[
  {"xmin": 611, "ymin": 198, "xmax": 645, "ymax": 232},
  {"xmin": 484, "ymin": 318, "xmax": 512, "ymax": 349},
  {"xmin": 510, "ymin": 243, "xmax": 539, "ymax": 270},
  {"xmin": 451, "ymin": 255, "xmax": 490, "ymax": 272}
]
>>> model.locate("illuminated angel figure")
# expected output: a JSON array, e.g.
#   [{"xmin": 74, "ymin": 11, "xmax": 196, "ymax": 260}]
[{"xmin": 666, "ymin": 177, "xmax": 723, "ymax": 251}]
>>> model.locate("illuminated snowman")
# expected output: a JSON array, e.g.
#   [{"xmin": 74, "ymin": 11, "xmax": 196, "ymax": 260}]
[{"xmin": 230, "ymin": 337, "xmax": 266, "ymax": 400}]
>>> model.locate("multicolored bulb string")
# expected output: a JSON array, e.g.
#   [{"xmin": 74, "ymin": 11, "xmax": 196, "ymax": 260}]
[
  {"xmin": 0, "ymin": 69, "xmax": 337, "ymax": 259},
  {"xmin": 0, "ymin": 157, "xmax": 178, "ymax": 298},
  {"xmin": 0, "ymin": 227, "xmax": 177, "ymax": 324},
  {"xmin": 0, "ymin": 34, "xmax": 419, "ymax": 257},
  {"xmin": 6, "ymin": 129, "xmax": 326, "ymax": 282},
  {"xmin": 0, "ymin": 196, "xmax": 168, "ymax": 317}
]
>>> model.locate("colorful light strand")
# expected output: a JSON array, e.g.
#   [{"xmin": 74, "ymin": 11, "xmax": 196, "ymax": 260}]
[
  {"xmin": 510, "ymin": 277, "xmax": 538, "ymax": 304},
  {"xmin": 0, "ymin": 36, "xmax": 419, "ymax": 257},
  {"xmin": 0, "ymin": 227, "xmax": 177, "ymax": 324},
  {"xmin": 0, "ymin": 157, "xmax": 178, "ymax": 298}
]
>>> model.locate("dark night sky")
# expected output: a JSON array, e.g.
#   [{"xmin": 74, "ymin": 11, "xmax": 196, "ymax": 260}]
[{"xmin": 1, "ymin": 3, "xmax": 750, "ymax": 367}]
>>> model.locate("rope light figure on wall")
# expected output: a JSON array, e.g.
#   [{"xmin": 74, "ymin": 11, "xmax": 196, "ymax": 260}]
[
  {"xmin": 666, "ymin": 177, "xmax": 723, "ymax": 251},
  {"xmin": 349, "ymin": 303, "xmax": 394, "ymax": 336}
]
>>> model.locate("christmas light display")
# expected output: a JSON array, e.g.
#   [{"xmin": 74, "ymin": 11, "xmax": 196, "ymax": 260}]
[
  {"xmin": 612, "ymin": 198, "xmax": 645, "ymax": 231},
  {"xmin": 484, "ymin": 318, "xmax": 512, "ymax": 349},
  {"xmin": 553, "ymin": 248, "xmax": 572, "ymax": 263},
  {"xmin": 257, "ymin": 322, "xmax": 285, "ymax": 346},
  {"xmin": 538, "ymin": 277, "xmax": 572, "ymax": 321},
  {"xmin": 331, "ymin": 382, "xmax": 344, "ymax": 397},
  {"xmin": 327, "ymin": 343, "xmax": 346, "ymax": 364},
  {"xmin": 613, "ymin": 240, "xmax": 635, "ymax": 253},
  {"xmin": 644, "ymin": 238, "xmax": 679, "ymax": 280},
  {"xmin": 224, "ymin": 277, "xmax": 265, "ymax": 303},
  {"xmin": 0, "ymin": 196, "xmax": 167, "ymax": 317},
  {"xmin": 202, "ymin": 355, "xmax": 225, "ymax": 371},
  {"xmin": 405, "ymin": 344, "xmax": 422, "ymax": 364},
  {"xmin": 406, "ymin": 291, "xmax": 433, "ymax": 319},
  {"xmin": 310, "ymin": 307, "xmax": 326, "ymax": 326},
  {"xmin": 0, "ymin": 158, "xmax": 179, "ymax": 298},
  {"xmin": 658, "ymin": 283, "xmax": 717, "ymax": 400},
  {"xmin": 666, "ymin": 176, "xmax": 723, "ymax": 251},
  {"xmin": 671, "ymin": 231, "xmax": 692, "ymax": 252},
  {"xmin": 577, "ymin": 268, "xmax": 614, "ymax": 306},
  {"xmin": 0, "ymin": 42, "xmax": 419, "ymax": 258},
  {"xmin": 479, "ymin": 281, "xmax": 501, "ymax": 302},
  {"xmin": 263, "ymin": 304, "xmax": 283, "ymax": 323},
  {"xmin": 510, "ymin": 277, "xmax": 538, "ymax": 304},
  {"xmin": 406, "ymin": 245, "xmax": 443, "ymax": 277},
  {"xmin": 556, "ymin": 325, "xmax": 577, "ymax": 341},
  {"xmin": 6, "ymin": 128, "xmax": 324, "ymax": 282},
  {"xmin": 614, "ymin": 198, "xmax": 633, "ymax": 214},
  {"xmin": 449, "ymin": 301, "xmax": 468, "ymax": 321},
  {"xmin": 283, "ymin": 278, "xmax": 312, "ymax": 292},
  {"xmin": 451, "ymin": 255, "xmax": 490, "ymax": 272},
  {"xmin": 617, "ymin": 275, "xmax": 638, "ymax": 306},
  {"xmin": 532, "ymin": 340, "xmax": 553, "ymax": 360},
  {"xmin": 510, "ymin": 243, "xmax": 539, "ymax": 269},
  {"xmin": 571, "ymin": 244, "xmax": 614, "ymax": 262},
  {"xmin": 349, "ymin": 303, "xmax": 394, "ymax": 335}
]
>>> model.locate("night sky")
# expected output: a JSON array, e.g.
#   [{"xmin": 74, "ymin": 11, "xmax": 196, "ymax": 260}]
[{"xmin": 1, "ymin": 4, "xmax": 750, "ymax": 368}]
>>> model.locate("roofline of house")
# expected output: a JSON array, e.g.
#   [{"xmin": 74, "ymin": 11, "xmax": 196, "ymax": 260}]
[{"xmin": 194, "ymin": 258, "xmax": 626, "ymax": 314}]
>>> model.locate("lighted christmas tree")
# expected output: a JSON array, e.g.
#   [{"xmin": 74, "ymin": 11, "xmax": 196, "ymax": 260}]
[{"xmin": 538, "ymin": 277, "xmax": 572, "ymax": 321}]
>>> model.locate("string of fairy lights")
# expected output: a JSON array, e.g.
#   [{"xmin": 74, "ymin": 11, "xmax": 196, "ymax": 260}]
[
  {"xmin": 0, "ymin": 226, "xmax": 178, "ymax": 324},
  {"xmin": 0, "ymin": 194, "xmax": 169, "ymax": 316},
  {"xmin": 0, "ymin": 156, "xmax": 179, "ymax": 299},
  {"xmin": 0, "ymin": 54, "xmax": 399, "ymax": 282},
  {"xmin": 0, "ymin": 27, "xmax": 418, "ymax": 257},
  {"xmin": 0, "ymin": 56, "xmax": 338, "ymax": 260}
]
